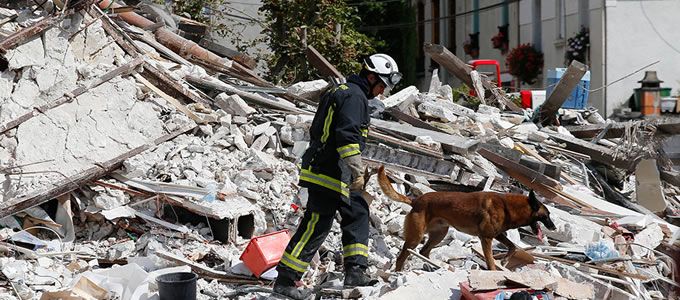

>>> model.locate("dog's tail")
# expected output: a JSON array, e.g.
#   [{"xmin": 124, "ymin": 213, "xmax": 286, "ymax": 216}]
[{"xmin": 377, "ymin": 165, "xmax": 412, "ymax": 205}]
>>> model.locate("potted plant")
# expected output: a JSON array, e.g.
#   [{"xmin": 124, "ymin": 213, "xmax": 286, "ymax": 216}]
[
  {"xmin": 506, "ymin": 44, "xmax": 544, "ymax": 85},
  {"xmin": 565, "ymin": 27, "xmax": 589, "ymax": 65},
  {"xmin": 491, "ymin": 25, "xmax": 509, "ymax": 54},
  {"xmin": 463, "ymin": 32, "xmax": 480, "ymax": 59}
]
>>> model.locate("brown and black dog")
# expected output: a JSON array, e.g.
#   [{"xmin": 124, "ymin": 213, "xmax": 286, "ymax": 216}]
[{"xmin": 377, "ymin": 166, "xmax": 556, "ymax": 271}]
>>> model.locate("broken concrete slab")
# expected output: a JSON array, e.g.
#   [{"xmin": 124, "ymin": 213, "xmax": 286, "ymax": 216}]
[
  {"xmin": 635, "ymin": 159, "xmax": 667, "ymax": 213},
  {"xmin": 631, "ymin": 222, "xmax": 664, "ymax": 258},
  {"xmin": 214, "ymin": 93, "xmax": 256, "ymax": 116},
  {"xmin": 548, "ymin": 131, "xmax": 638, "ymax": 170},
  {"xmin": 418, "ymin": 101, "xmax": 457, "ymax": 122},
  {"xmin": 1, "ymin": 77, "xmax": 171, "ymax": 203},
  {"xmin": 286, "ymin": 79, "xmax": 328, "ymax": 100},
  {"xmin": 252, "ymin": 121, "xmax": 271, "ymax": 136},
  {"xmin": 548, "ymin": 277, "xmax": 595, "ymax": 299},
  {"xmin": 250, "ymin": 134, "xmax": 269, "ymax": 152},
  {"xmin": 4, "ymin": 34, "xmax": 44, "ymax": 69},
  {"xmin": 382, "ymin": 85, "xmax": 418, "ymax": 108},
  {"xmin": 381, "ymin": 269, "xmax": 468, "ymax": 299}
]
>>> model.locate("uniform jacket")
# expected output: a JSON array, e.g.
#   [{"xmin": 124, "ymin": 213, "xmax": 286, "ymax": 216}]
[{"xmin": 299, "ymin": 75, "xmax": 371, "ymax": 200}]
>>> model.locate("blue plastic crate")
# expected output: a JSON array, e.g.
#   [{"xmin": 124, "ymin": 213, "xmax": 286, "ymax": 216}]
[{"xmin": 546, "ymin": 68, "xmax": 591, "ymax": 109}]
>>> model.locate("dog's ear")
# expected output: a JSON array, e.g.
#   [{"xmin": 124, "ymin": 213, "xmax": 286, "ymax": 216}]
[{"xmin": 528, "ymin": 190, "xmax": 541, "ymax": 211}]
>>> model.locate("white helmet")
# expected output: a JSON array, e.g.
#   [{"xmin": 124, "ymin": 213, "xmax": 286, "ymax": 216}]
[{"xmin": 363, "ymin": 54, "xmax": 402, "ymax": 90}]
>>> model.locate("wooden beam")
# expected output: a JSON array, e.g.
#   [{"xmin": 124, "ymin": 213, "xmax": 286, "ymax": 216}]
[
  {"xmin": 367, "ymin": 130, "xmax": 444, "ymax": 159},
  {"xmin": 133, "ymin": 73, "xmax": 203, "ymax": 123},
  {"xmin": 198, "ymin": 38, "xmax": 257, "ymax": 70},
  {"xmin": 586, "ymin": 164, "xmax": 645, "ymax": 213},
  {"xmin": 514, "ymin": 142, "xmax": 578, "ymax": 185},
  {"xmin": 0, "ymin": 11, "xmax": 17, "ymax": 27},
  {"xmin": 384, "ymin": 107, "xmax": 448, "ymax": 133},
  {"xmin": 0, "ymin": 16, "xmax": 60, "ymax": 54},
  {"xmin": 548, "ymin": 132, "xmax": 638, "ymax": 171},
  {"xmin": 477, "ymin": 148, "xmax": 561, "ymax": 190},
  {"xmin": 305, "ymin": 45, "xmax": 344, "ymax": 79},
  {"xmin": 90, "ymin": 6, "xmax": 141, "ymax": 57},
  {"xmin": 0, "ymin": 57, "xmax": 145, "ymax": 134},
  {"xmin": 566, "ymin": 120, "xmax": 680, "ymax": 139},
  {"xmin": 0, "ymin": 124, "xmax": 196, "ymax": 219},
  {"xmin": 134, "ymin": 33, "xmax": 192, "ymax": 66},
  {"xmin": 531, "ymin": 252, "xmax": 648, "ymax": 280},
  {"xmin": 371, "ymin": 118, "xmax": 479, "ymax": 155},
  {"xmin": 660, "ymin": 170, "xmax": 680, "ymax": 187},
  {"xmin": 185, "ymin": 75, "xmax": 311, "ymax": 114},
  {"xmin": 423, "ymin": 43, "xmax": 522, "ymax": 112},
  {"xmin": 590, "ymin": 123, "xmax": 613, "ymax": 144},
  {"xmin": 141, "ymin": 62, "xmax": 212, "ymax": 107},
  {"xmin": 538, "ymin": 60, "xmax": 588, "ymax": 126}
]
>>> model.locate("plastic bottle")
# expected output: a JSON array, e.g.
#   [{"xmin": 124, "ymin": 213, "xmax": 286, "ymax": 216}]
[{"xmin": 202, "ymin": 183, "xmax": 217, "ymax": 202}]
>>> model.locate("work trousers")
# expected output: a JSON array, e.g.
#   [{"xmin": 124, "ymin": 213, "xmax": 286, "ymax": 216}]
[{"xmin": 277, "ymin": 187, "xmax": 369, "ymax": 281}]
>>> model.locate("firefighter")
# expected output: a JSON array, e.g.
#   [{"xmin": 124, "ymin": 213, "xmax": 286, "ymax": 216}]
[{"xmin": 273, "ymin": 54, "xmax": 401, "ymax": 300}]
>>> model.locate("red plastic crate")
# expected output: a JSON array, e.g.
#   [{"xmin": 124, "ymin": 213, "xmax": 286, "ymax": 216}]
[
  {"xmin": 520, "ymin": 90, "xmax": 533, "ymax": 109},
  {"xmin": 240, "ymin": 229, "xmax": 290, "ymax": 278}
]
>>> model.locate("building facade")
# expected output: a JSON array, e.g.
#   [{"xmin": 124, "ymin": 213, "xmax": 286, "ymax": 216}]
[{"xmin": 415, "ymin": 0, "xmax": 680, "ymax": 117}]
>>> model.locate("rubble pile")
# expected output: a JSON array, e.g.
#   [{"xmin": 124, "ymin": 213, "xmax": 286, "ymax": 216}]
[{"xmin": 0, "ymin": 2, "xmax": 679, "ymax": 300}]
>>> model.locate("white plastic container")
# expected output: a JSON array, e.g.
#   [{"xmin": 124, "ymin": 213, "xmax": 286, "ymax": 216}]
[{"xmin": 661, "ymin": 97, "xmax": 677, "ymax": 113}]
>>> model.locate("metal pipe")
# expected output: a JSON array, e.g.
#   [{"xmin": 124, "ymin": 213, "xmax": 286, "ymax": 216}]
[{"xmin": 97, "ymin": 0, "xmax": 232, "ymax": 73}]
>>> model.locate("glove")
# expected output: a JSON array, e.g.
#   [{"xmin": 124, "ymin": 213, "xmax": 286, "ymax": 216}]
[
  {"xmin": 343, "ymin": 154, "xmax": 364, "ymax": 191},
  {"xmin": 349, "ymin": 175, "xmax": 365, "ymax": 191}
]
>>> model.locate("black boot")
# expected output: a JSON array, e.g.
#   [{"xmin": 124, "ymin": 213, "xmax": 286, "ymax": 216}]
[
  {"xmin": 344, "ymin": 265, "xmax": 378, "ymax": 288},
  {"xmin": 273, "ymin": 276, "xmax": 312, "ymax": 300}
]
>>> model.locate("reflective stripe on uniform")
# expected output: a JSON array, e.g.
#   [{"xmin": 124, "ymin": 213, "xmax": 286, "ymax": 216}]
[
  {"xmin": 361, "ymin": 128, "xmax": 368, "ymax": 138},
  {"xmin": 342, "ymin": 243, "xmax": 369, "ymax": 258},
  {"xmin": 291, "ymin": 212, "xmax": 319, "ymax": 257},
  {"xmin": 337, "ymin": 143, "xmax": 360, "ymax": 159},
  {"xmin": 280, "ymin": 252, "xmax": 309, "ymax": 273},
  {"xmin": 299, "ymin": 167, "xmax": 350, "ymax": 197},
  {"xmin": 320, "ymin": 105, "xmax": 335, "ymax": 143}
]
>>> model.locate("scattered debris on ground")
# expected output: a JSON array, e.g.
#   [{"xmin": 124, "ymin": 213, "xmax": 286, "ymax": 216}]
[{"xmin": 0, "ymin": 2, "xmax": 679, "ymax": 299}]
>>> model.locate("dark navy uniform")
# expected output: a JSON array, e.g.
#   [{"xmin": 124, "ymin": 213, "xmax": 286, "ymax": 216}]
[{"xmin": 277, "ymin": 74, "xmax": 371, "ymax": 280}]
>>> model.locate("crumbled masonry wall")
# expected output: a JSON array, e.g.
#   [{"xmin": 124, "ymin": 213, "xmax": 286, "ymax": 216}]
[{"xmin": 0, "ymin": 21, "xmax": 188, "ymax": 202}]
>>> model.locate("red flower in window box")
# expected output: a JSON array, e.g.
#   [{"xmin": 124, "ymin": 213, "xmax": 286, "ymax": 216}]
[
  {"xmin": 491, "ymin": 25, "xmax": 509, "ymax": 54},
  {"xmin": 506, "ymin": 43, "xmax": 544, "ymax": 85}
]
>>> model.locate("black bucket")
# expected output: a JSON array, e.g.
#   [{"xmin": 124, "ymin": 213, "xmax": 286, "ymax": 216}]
[{"xmin": 156, "ymin": 272, "xmax": 198, "ymax": 300}]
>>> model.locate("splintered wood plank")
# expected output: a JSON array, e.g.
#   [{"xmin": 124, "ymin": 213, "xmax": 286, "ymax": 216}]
[{"xmin": 538, "ymin": 60, "xmax": 587, "ymax": 125}]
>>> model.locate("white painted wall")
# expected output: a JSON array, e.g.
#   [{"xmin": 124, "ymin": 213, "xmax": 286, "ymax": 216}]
[
  {"xmin": 214, "ymin": 1, "xmax": 270, "ymax": 74},
  {"xmin": 604, "ymin": 0, "xmax": 680, "ymax": 116}
]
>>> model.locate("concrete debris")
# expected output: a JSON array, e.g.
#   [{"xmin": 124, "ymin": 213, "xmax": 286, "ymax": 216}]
[
  {"xmin": 286, "ymin": 79, "xmax": 328, "ymax": 99},
  {"xmin": 382, "ymin": 85, "xmax": 419, "ymax": 108},
  {"xmin": 0, "ymin": 4, "xmax": 677, "ymax": 300},
  {"xmin": 215, "ymin": 93, "xmax": 256, "ymax": 116}
]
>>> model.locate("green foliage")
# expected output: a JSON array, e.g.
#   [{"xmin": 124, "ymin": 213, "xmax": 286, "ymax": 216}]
[
  {"xmin": 506, "ymin": 44, "xmax": 544, "ymax": 85},
  {"xmin": 349, "ymin": 0, "xmax": 417, "ymax": 89},
  {"xmin": 506, "ymin": 93, "xmax": 522, "ymax": 108},
  {"xmin": 259, "ymin": 0, "xmax": 380, "ymax": 85},
  {"xmin": 163, "ymin": 0, "xmax": 211, "ymax": 22},
  {"xmin": 451, "ymin": 84, "xmax": 480, "ymax": 106}
]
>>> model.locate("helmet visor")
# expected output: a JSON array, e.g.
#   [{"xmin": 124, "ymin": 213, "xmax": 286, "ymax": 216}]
[{"xmin": 378, "ymin": 71, "xmax": 402, "ymax": 89}]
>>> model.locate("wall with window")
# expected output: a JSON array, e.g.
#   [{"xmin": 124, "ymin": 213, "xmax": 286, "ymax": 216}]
[
  {"xmin": 604, "ymin": 0, "xmax": 680, "ymax": 116},
  {"xmin": 412, "ymin": 0, "xmax": 608, "ymax": 114}
]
